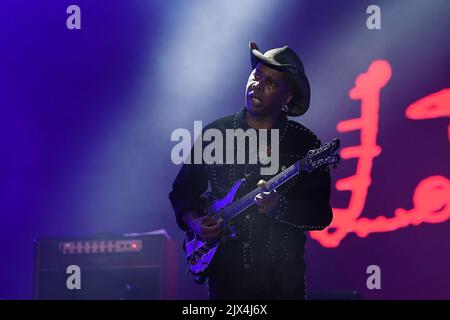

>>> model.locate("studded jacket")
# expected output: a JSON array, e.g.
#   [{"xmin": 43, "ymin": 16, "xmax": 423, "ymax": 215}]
[{"xmin": 169, "ymin": 108, "xmax": 333, "ymax": 272}]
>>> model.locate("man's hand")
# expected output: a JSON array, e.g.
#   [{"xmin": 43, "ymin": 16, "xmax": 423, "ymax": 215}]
[
  {"xmin": 188, "ymin": 215, "xmax": 223, "ymax": 243},
  {"xmin": 254, "ymin": 179, "xmax": 279, "ymax": 214}
]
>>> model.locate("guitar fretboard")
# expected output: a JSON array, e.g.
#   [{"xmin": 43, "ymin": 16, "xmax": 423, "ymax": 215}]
[{"xmin": 213, "ymin": 160, "xmax": 301, "ymax": 221}]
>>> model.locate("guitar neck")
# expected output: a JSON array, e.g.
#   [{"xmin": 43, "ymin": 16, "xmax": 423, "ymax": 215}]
[{"xmin": 214, "ymin": 161, "xmax": 301, "ymax": 221}]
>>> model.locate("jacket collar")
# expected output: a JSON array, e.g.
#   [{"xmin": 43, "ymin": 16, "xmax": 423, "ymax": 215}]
[{"xmin": 235, "ymin": 107, "xmax": 288, "ymax": 131}]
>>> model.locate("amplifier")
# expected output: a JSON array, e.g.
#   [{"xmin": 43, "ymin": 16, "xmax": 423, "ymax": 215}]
[{"xmin": 34, "ymin": 232, "xmax": 178, "ymax": 300}]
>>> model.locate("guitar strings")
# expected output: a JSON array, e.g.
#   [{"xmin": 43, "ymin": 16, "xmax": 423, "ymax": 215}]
[
  {"xmin": 192, "ymin": 143, "xmax": 336, "ymax": 256},
  {"xmin": 211, "ymin": 162, "xmax": 299, "ymax": 221}
]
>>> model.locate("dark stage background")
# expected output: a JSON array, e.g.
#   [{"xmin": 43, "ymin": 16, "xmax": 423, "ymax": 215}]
[{"xmin": 1, "ymin": 0, "xmax": 449, "ymax": 299}]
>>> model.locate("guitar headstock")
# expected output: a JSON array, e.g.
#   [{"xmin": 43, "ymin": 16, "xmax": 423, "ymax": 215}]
[{"xmin": 301, "ymin": 138, "xmax": 341, "ymax": 173}]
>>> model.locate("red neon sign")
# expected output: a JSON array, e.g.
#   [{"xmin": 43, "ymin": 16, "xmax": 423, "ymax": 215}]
[
  {"xmin": 310, "ymin": 60, "xmax": 450, "ymax": 248},
  {"xmin": 405, "ymin": 88, "xmax": 450, "ymax": 142}
]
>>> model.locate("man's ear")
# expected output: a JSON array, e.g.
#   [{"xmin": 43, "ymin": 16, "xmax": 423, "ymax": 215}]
[{"xmin": 285, "ymin": 93, "xmax": 293, "ymax": 105}]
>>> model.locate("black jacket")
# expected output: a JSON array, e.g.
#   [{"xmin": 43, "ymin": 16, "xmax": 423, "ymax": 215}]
[{"xmin": 169, "ymin": 108, "xmax": 332, "ymax": 272}]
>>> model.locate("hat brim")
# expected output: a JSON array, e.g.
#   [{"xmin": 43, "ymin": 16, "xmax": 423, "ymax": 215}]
[{"xmin": 249, "ymin": 44, "xmax": 310, "ymax": 117}]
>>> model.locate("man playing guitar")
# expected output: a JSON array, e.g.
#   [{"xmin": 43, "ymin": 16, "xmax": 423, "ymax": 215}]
[{"xmin": 169, "ymin": 42, "xmax": 335, "ymax": 300}]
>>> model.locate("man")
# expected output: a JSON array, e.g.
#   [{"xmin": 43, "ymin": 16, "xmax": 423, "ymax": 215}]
[{"xmin": 169, "ymin": 42, "xmax": 333, "ymax": 299}]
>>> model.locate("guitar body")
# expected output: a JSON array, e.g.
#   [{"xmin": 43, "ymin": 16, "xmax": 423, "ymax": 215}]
[{"xmin": 184, "ymin": 178, "xmax": 245, "ymax": 284}]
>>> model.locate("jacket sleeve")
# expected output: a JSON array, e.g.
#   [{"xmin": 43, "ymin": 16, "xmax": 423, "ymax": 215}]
[
  {"xmin": 278, "ymin": 137, "xmax": 333, "ymax": 230},
  {"xmin": 169, "ymin": 160, "xmax": 209, "ymax": 231},
  {"xmin": 280, "ymin": 166, "xmax": 333, "ymax": 230}
]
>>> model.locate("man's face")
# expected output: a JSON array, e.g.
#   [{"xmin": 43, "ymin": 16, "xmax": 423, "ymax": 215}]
[{"xmin": 245, "ymin": 62, "xmax": 292, "ymax": 117}]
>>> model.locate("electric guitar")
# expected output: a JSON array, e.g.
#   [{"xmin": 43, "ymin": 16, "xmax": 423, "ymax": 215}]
[{"xmin": 184, "ymin": 138, "xmax": 341, "ymax": 284}]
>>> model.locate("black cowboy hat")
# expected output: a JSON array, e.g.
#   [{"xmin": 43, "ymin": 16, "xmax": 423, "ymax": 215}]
[{"xmin": 249, "ymin": 41, "xmax": 310, "ymax": 117}]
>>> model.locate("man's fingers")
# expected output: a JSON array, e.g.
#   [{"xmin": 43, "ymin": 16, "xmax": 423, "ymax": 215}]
[
  {"xmin": 200, "ymin": 219, "xmax": 223, "ymax": 238},
  {"xmin": 201, "ymin": 224, "xmax": 223, "ymax": 242},
  {"xmin": 255, "ymin": 196, "xmax": 268, "ymax": 206},
  {"xmin": 203, "ymin": 219, "xmax": 218, "ymax": 227},
  {"xmin": 257, "ymin": 179, "xmax": 266, "ymax": 188},
  {"xmin": 201, "ymin": 222, "xmax": 221, "ymax": 232},
  {"xmin": 200, "ymin": 216, "xmax": 221, "ymax": 226},
  {"xmin": 254, "ymin": 187, "xmax": 279, "ymax": 214},
  {"xmin": 254, "ymin": 190, "xmax": 277, "ymax": 203}
]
